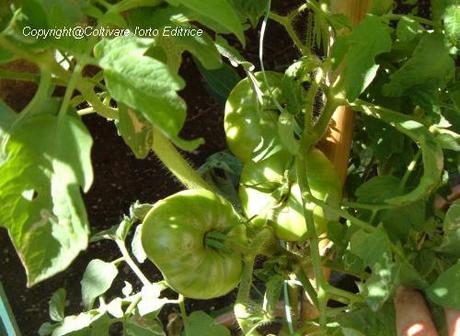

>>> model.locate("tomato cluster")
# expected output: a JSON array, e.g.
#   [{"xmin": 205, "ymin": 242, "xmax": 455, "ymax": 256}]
[
  {"xmin": 141, "ymin": 71, "xmax": 341, "ymax": 299},
  {"xmin": 225, "ymin": 72, "xmax": 342, "ymax": 242}
]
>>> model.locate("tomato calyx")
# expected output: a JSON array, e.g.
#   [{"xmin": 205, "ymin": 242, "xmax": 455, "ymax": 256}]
[{"xmin": 204, "ymin": 230, "xmax": 232, "ymax": 253}]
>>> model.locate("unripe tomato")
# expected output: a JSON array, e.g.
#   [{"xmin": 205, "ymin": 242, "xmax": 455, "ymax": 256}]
[
  {"xmin": 224, "ymin": 72, "xmax": 285, "ymax": 162},
  {"xmin": 141, "ymin": 189, "xmax": 246, "ymax": 299},
  {"xmin": 239, "ymin": 149, "xmax": 341, "ymax": 241}
]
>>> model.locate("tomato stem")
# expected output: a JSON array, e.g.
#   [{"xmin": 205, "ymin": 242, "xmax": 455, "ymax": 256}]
[
  {"xmin": 234, "ymin": 256, "xmax": 260, "ymax": 335},
  {"xmin": 295, "ymin": 150, "xmax": 328, "ymax": 331},
  {"xmin": 151, "ymin": 127, "xmax": 213, "ymax": 191},
  {"xmin": 116, "ymin": 239, "xmax": 151, "ymax": 287},
  {"xmin": 178, "ymin": 294, "xmax": 191, "ymax": 336}
]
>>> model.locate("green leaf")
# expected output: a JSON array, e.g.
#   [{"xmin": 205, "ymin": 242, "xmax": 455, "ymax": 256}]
[
  {"xmin": 171, "ymin": 30, "xmax": 221, "ymax": 70},
  {"xmin": 137, "ymin": 284, "xmax": 165, "ymax": 317},
  {"xmin": 428, "ymin": 260, "xmax": 460, "ymax": 309},
  {"xmin": 438, "ymin": 199, "xmax": 460, "ymax": 256},
  {"xmin": 365, "ymin": 255, "xmax": 399, "ymax": 311},
  {"xmin": 81, "ymin": 259, "xmax": 118, "ymax": 309},
  {"xmin": 187, "ymin": 311, "xmax": 231, "ymax": 336},
  {"xmin": 396, "ymin": 17, "xmax": 423, "ymax": 43},
  {"xmin": 94, "ymin": 36, "xmax": 202, "ymax": 151},
  {"xmin": 369, "ymin": 0, "xmax": 394, "ymax": 15},
  {"xmin": 13, "ymin": 0, "xmax": 89, "ymax": 52},
  {"xmin": 166, "ymin": 0, "xmax": 245, "ymax": 44},
  {"xmin": 125, "ymin": 315, "xmax": 165, "ymax": 336},
  {"xmin": 0, "ymin": 112, "xmax": 92, "ymax": 286},
  {"xmin": 355, "ymin": 176, "xmax": 401, "ymax": 203},
  {"xmin": 350, "ymin": 226, "xmax": 392, "ymax": 267},
  {"xmin": 195, "ymin": 61, "xmax": 241, "ymax": 105},
  {"xmin": 355, "ymin": 104, "xmax": 444, "ymax": 206},
  {"xmin": 0, "ymin": 99, "xmax": 16, "ymax": 141},
  {"xmin": 49, "ymin": 288, "xmax": 66, "ymax": 322},
  {"xmin": 336, "ymin": 303, "xmax": 396, "ymax": 336},
  {"xmin": 263, "ymin": 275, "xmax": 284, "ymax": 317},
  {"xmin": 383, "ymin": 33, "xmax": 455, "ymax": 97},
  {"xmin": 51, "ymin": 312, "xmax": 109, "ymax": 336},
  {"xmin": 337, "ymin": 16, "xmax": 392, "ymax": 101},
  {"xmin": 444, "ymin": 5, "xmax": 460, "ymax": 46},
  {"xmin": 130, "ymin": 202, "xmax": 153, "ymax": 221},
  {"xmin": 379, "ymin": 201, "xmax": 426, "ymax": 241},
  {"xmin": 132, "ymin": 224, "xmax": 147, "ymax": 263},
  {"xmin": 116, "ymin": 104, "xmax": 153, "ymax": 159},
  {"xmin": 277, "ymin": 110, "xmax": 299, "ymax": 155},
  {"xmin": 228, "ymin": 0, "xmax": 267, "ymax": 27}
]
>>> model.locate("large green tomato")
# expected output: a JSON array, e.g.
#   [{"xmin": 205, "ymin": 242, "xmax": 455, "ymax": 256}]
[
  {"xmin": 239, "ymin": 149, "xmax": 341, "ymax": 241},
  {"xmin": 224, "ymin": 71, "xmax": 285, "ymax": 163},
  {"xmin": 141, "ymin": 189, "xmax": 245, "ymax": 299}
]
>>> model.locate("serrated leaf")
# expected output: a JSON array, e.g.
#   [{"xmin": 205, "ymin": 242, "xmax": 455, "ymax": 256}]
[
  {"xmin": 51, "ymin": 312, "xmax": 109, "ymax": 336},
  {"xmin": 336, "ymin": 303, "xmax": 396, "ymax": 336},
  {"xmin": 229, "ymin": 0, "xmax": 267, "ymax": 27},
  {"xmin": 444, "ymin": 5, "xmax": 460, "ymax": 46},
  {"xmin": 132, "ymin": 224, "xmax": 147, "ymax": 264},
  {"xmin": 81, "ymin": 259, "xmax": 118, "ymax": 309},
  {"xmin": 396, "ymin": 17, "xmax": 423, "ymax": 43},
  {"xmin": 49, "ymin": 288, "xmax": 66, "ymax": 322},
  {"xmin": 106, "ymin": 298, "xmax": 123, "ymax": 319},
  {"xmin": 369, "ymin": 0, "xmax": 394, "ymax": 15},
  {"xmin": 350, "ymin": 226, "xmax": 391, "ymax": 267},
  {"xmin": 355, "ymin": 176, "xmax": 401, "ymax": 203},
  {"xmin": 0, "ymin": 99, "xmax": 16, "ymax": 141},
  {"xmin": 116, "ymin": 104, "xmax": 153, "ymax": 159},
  {"xmin": 0, "ymin": 112, "xmax": 92, "ymax": 286},
  {"xmin": 277, "ymin": 110, "xmax": 299, "ymax": 155},
  {"xmin": 439, "ymin": 199, "xmax": 460, "ymax": 256},
  {"xmin": 138, "ymin": 284, "xmax": 165, "ymax": 316},
  {"xmin": 130, "ymin": 202, "xmax": 153, "ymax": 221},
  {"xmin": 365, "ymin": 255, "xmax": 399, "ymax": 311},
  {"xmin": 383, "ymin": 33, "xmax": 455, "ymax": 96},
  {"xmin": 115, "ymin": 215, "xmax": 134, "ymax": 241},
  {"xmin": 195, "ymin": 60, "xmax": 241, "ymax": 105},
  {"xmin": 122, "ymin": 281, "xmax": 133, "ymax": 297},
  {"xmin": 337, "ymin": 16, "xmax": 392, "ymax": 101},
  {"xmin": 166, "ymin": 0, "xmax": 245, "ymax": 44},
  {"xmin": 428, "ymin": 260, "xmax": 460, "ymax": 309},
  {"xmin": 94, "ymin": 36, "xmax": 202, "ymax": 151},
  {"xmin": 263, "ymin": 275, "xmax": 284, "ymax": 317},
  {"xmin": 125, "ymin": 315, "xmax": 165, "ymax": 336},
  {"xmin": 187, "ymin": 311, "xmax": 231, "ymax": 336},
  {"xmin": 379, "ymin": 201, "xmax": 426, "ymax": 241}
]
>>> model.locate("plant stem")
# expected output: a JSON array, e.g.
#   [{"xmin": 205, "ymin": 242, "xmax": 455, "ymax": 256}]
[
  {"xmin": 306, "ymin": 194, "xmax": 377, "ymax": 232},
  {"xmin": 268, "ymin": 12, "xmax": 307, "ymax": 53},
  {"xmin": 295, "ymin": 148, "xmax": 328, "ymax": 330},
  {"xmin": 234, "ymin": 256, "xmax": 259, "ymax": 335},
  {"xmin": 295, "ymin": 267, "xmax": 319, "ymax": 307},
  {"xmin": 151, "ymin": 127, "xmax": 212, "ymax": 191},
  {"xmin": 58, "ymin": 60, "xmax": 85, "ymax": 122},
  {"xmin": 400, "ymin": 150, "xmax": 421, "ymax": 190},
  {"xmin": 0, "ymin": 69, "xmax": 65, "ymax": 86},
  {"xmin": 382, "ymin": 13, "xmax": 436, "ymax": 27},
  {"xmin": 178, "ymin": 295, "xmax": 190, "ymax": 336},
  {"xmin": 116, "ymin": 239, "xmax": 151, "ymax": 287}
]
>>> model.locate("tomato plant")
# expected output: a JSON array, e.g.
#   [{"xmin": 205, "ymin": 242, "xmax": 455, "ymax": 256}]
[{"xmin": 0, "ymin": 0, "xmax": 459, "ymax": 335}]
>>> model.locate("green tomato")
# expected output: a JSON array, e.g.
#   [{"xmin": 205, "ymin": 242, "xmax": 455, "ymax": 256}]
[
  {"xmin": 224, "ymin": 71, "xmax": 285, "ymax": 162},
  {"xmin": 141, "ymin": 189, "xmax": 245, "ymax": 299},
  {"xmin": 239, "ymin": 149, "xmax": 341, "ymax": 241}
]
